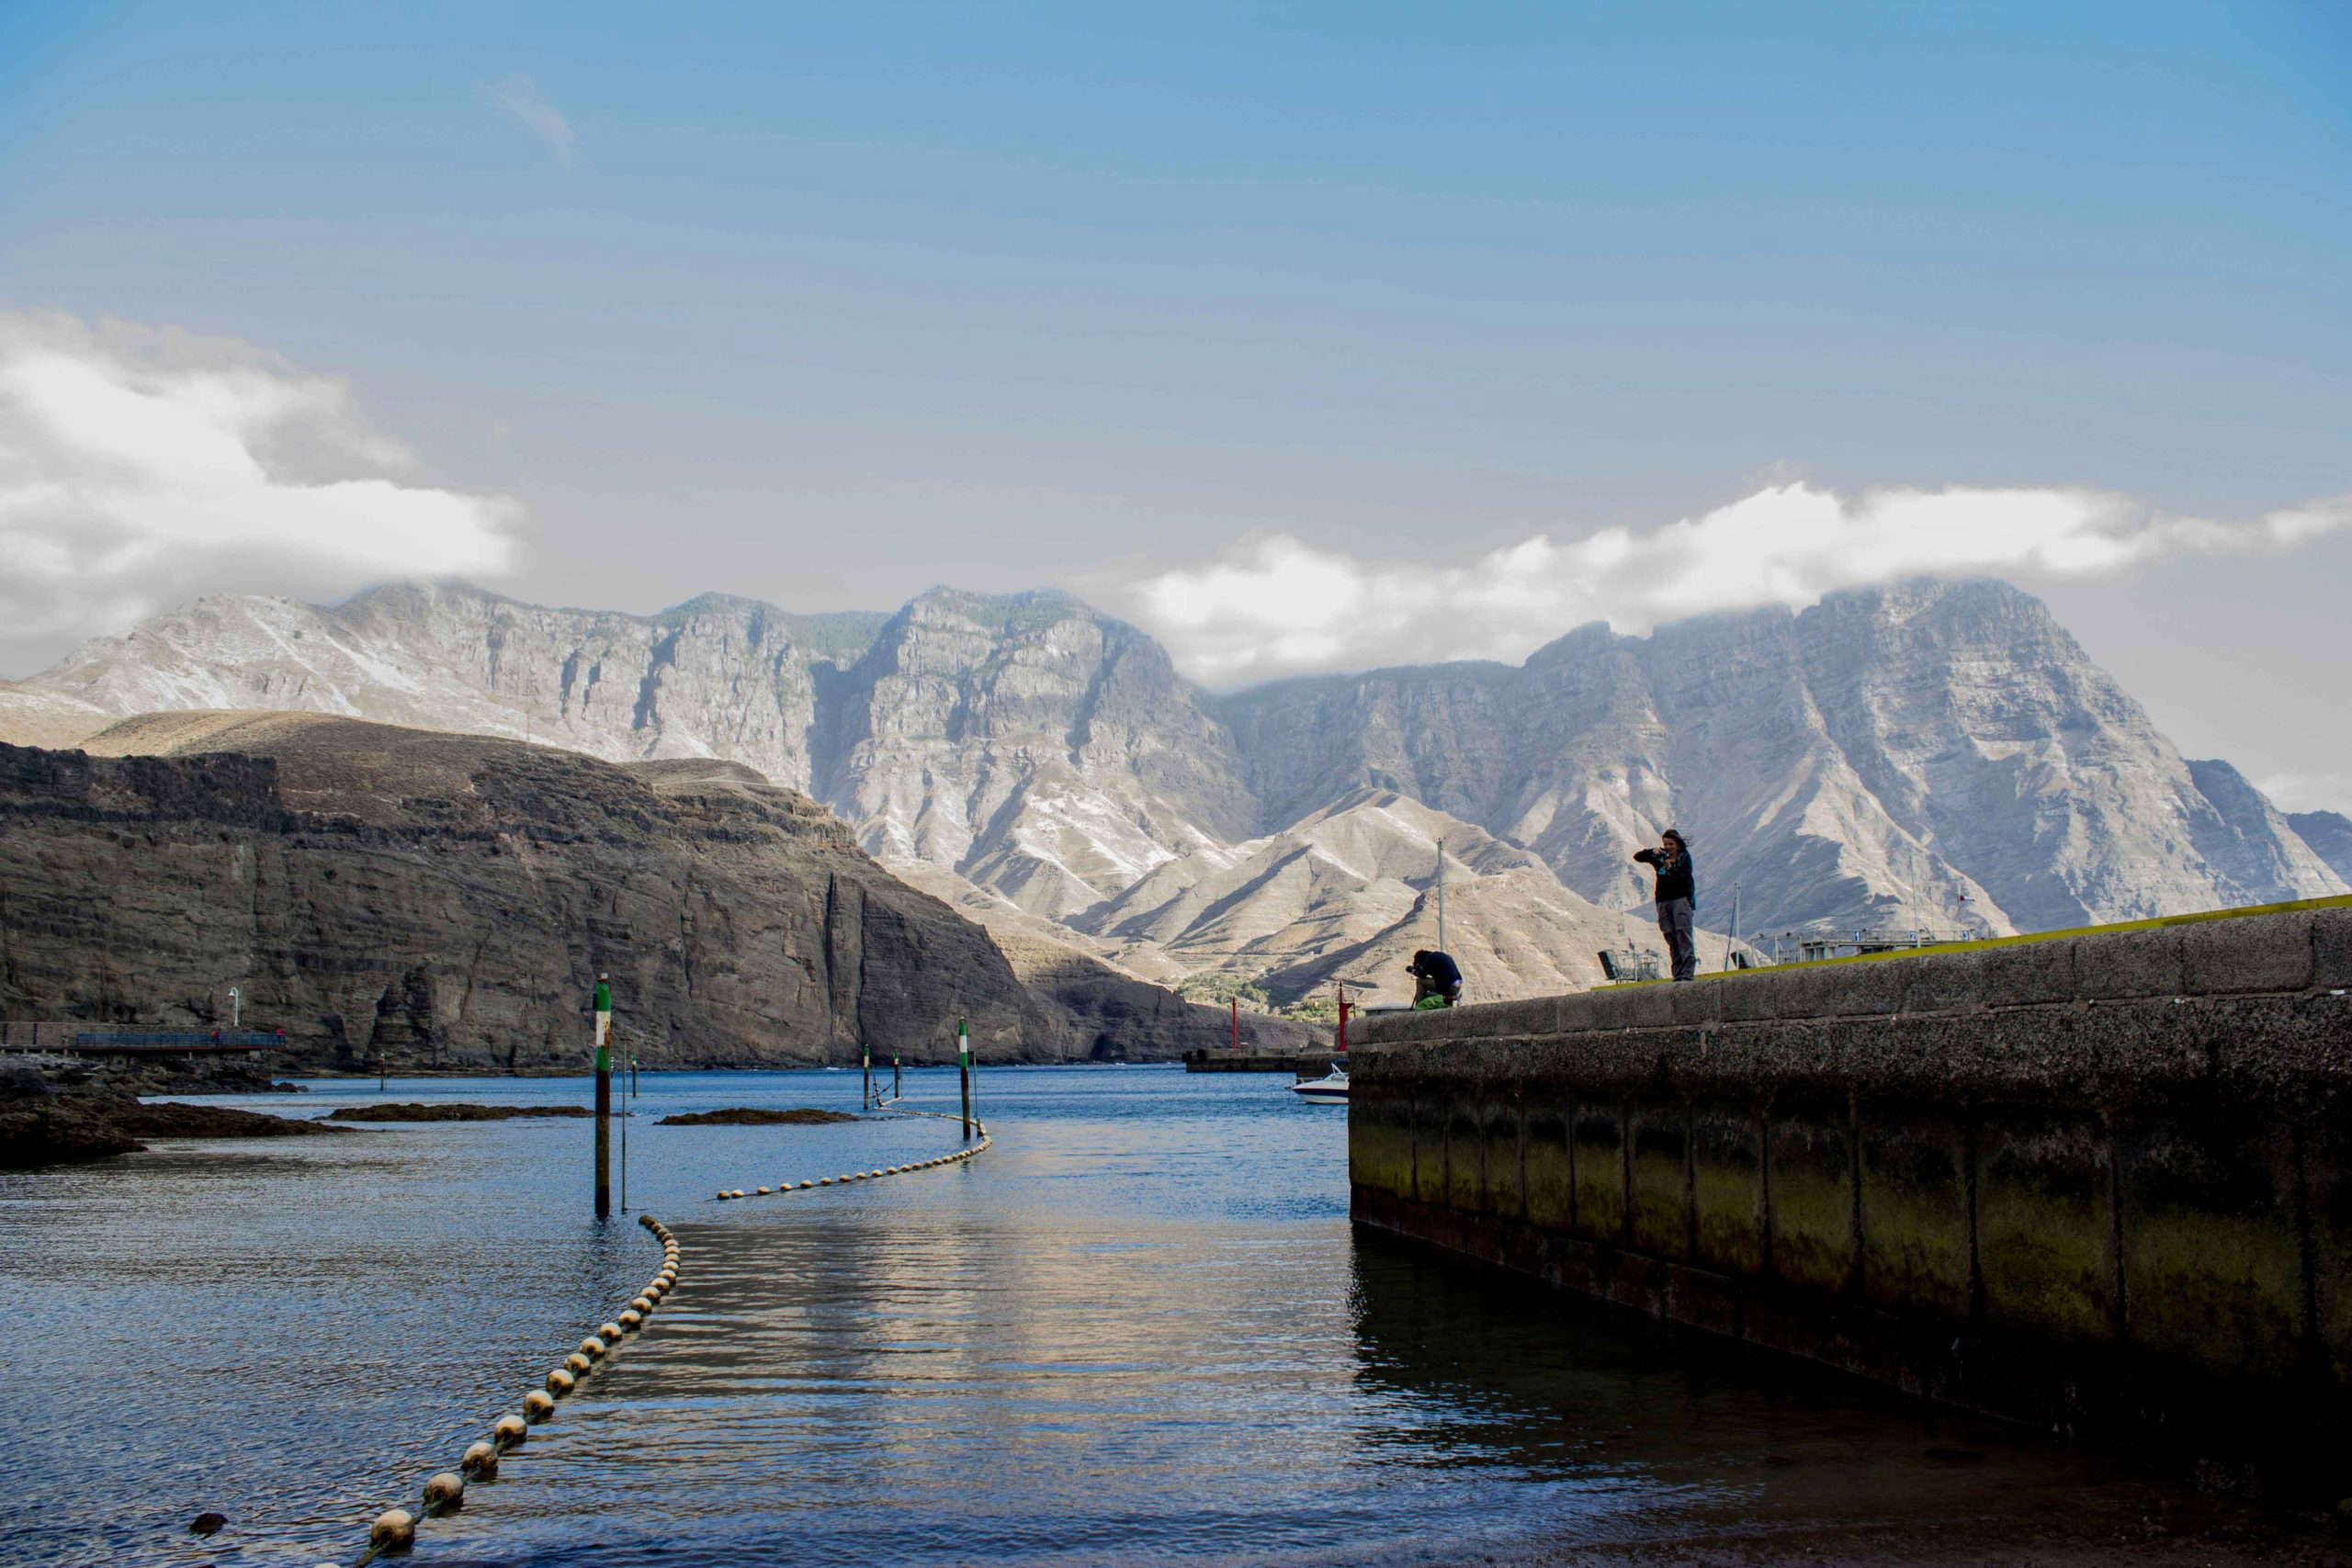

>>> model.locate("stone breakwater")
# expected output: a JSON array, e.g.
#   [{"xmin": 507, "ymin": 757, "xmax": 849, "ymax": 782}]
[{"xmin": 1349, "ymin": 902, "xmax": 2352, "ymax": 1498}]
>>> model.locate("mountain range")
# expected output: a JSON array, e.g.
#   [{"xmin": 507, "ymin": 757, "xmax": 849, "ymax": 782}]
[{"xmin": 4, "ymin": 575, "xmax": 2343, "ymax": 1006}]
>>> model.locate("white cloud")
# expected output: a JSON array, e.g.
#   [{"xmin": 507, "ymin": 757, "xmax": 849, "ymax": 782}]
[
  {"xmin": 1115, "ymin": 481, "xmax": 2352, "ymax": 687},
  {"xmin": 0, "ymin": 312, "xmax": 524, "ymax": 673},
  {"xmin": 487, "ymin": 73, "xmax": 575, "ymax": 162}
]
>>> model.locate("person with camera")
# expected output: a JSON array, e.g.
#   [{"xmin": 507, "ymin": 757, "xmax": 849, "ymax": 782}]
[
  {"xmin": 1633, "ymin": 829, "xmax": 1699, "ymax": 982},
  {"xmin": 1407, "ymin": 949, "xmax": 1463, "ymax": 1010}
]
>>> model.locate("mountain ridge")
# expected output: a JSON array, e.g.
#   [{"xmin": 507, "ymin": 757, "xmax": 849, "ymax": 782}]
[{"xmin": 6, "ymin": 575, "xmax": 2339, "ymax": 1006}]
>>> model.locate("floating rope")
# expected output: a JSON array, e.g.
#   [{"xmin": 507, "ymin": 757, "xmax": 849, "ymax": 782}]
[
  {"xmin": 713, "ymin": 1108, "xmax": 990, "ymax": 1201},
  {"xmin": 313, "ymin": 1213, "xmax": 679, "ymax": 1565}
]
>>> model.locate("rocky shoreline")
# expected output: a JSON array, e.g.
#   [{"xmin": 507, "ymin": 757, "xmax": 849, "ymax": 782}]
[{"xmin": 0, "ymin": 1067, "xmax": 341, "ymax": 1168}]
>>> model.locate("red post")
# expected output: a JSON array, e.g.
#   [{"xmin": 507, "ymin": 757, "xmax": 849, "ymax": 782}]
[
  {"xmin": 1335, "ymin": 984, "xmax": 1351, "ymax": 1055},
  {"xmin": 1229, "ymin": 997, "xmax": 1238, "ymax": 1052}
]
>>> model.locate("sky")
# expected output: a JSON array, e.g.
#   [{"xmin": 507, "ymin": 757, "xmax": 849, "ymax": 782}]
[{"xmin": 1, "ymin": 1, "xmax": 2347, "ymax": 808}]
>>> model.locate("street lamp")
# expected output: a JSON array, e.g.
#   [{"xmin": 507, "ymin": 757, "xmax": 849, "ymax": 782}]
[{"xmin": 228, "ymin": 986, "xmax": 241, "ymax": 1030}]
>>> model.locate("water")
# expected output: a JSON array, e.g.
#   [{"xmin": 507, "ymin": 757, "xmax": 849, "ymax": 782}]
[{"xmin": 0, "ymin": 1066, "xmax": 2285, "ymax": 1566}]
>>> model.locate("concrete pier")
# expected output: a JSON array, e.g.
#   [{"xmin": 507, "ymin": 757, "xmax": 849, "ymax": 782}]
[
  {"xmin": 1349, "ymin": 899, "xmax": 2352, "ymax": 1495},
  {"xmin": 1182, "ymin": 1047, "xmax": 1340, "ymax": 1074}
]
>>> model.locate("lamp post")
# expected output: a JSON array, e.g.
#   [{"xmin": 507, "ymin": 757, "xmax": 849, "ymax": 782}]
[{"xmin": 228, "ymin": 987, "xmax": 242, "ymax": 1031}]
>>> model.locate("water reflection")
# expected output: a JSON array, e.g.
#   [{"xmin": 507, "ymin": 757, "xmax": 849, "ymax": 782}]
[{"xmin": 2, "ymin": 1067, "xmax": 2288, "ymax": 1567}]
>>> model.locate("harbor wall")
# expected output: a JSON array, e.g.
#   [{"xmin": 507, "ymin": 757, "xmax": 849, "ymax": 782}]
[{"xmin": 1348, "ymin": 902, "xmax": 2352, "ymax": 1494}]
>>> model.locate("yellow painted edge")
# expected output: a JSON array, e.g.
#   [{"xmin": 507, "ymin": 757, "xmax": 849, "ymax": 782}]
[{"xmin": 1597, "ymin": 893, "xmax": 2352, "ymax": 988}]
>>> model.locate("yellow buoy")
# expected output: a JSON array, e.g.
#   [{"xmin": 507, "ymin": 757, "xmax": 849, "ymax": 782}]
[
  {"xmin": 547, "ymin": 1368, "xmax": 575, "ymax": 1396},
  {"xmin": 422, "ymin": 1472, "xmax": 465, "ymax": 1512},
  {"xmin": 524, "ymin": 1390, "xmax": 556, "ymax": 1422},
  {"xmin": 617, "ymin": 1309, "xmax": 643, "ymax": 1330},
  {"xmin": 462, "ymin": 1440, "xmax": 499, "ymax": 1478},
  {"xmin": 492, "ymin": 1414, "xmax": 528, "ymax": 1450},
  {"xmin": 580, "ymin": 1337, "xmax": 606, "ymax": 1359},
  {"xmin": 564, "ymin": 1352, "xmax": 591, "ymax": 1375}
]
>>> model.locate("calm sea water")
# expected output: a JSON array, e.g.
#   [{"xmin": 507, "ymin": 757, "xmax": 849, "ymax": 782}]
[{"xmin": 1, "ymin": 1066, "xmax": 2244, "ymax": 1567}]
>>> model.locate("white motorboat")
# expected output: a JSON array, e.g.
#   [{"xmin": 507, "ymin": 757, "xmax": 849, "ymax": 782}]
[{"xmin": 1289, "ymin": 1065, "xmax": 1349, "ymax": 1103}]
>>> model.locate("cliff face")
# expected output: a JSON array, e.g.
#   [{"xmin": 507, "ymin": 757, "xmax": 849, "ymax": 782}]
[
  {"xmin": 2290, "ymin": 809, "xmax": 2352, "ymax": 887},
  {"xmin": 1218, "ymin": 581, "xmax": 2345, "ymax": 935},
  {"xmin": 7, "ymin": 576, "xmax": 2342, "ymax": 1000},
  {"xmin": 0, "ymin": 719, "xmax": 1238, "ymax": 1065},
  {"xmin": 820, "ymin": 589, "xmax": 1256, "ymax": 920}
]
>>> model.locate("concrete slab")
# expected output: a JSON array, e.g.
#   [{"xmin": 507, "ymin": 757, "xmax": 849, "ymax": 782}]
[
  {"xmin": 1775, "ymin": 958, "xmax": 1905, "ymax": 1019},
  {"xmin": 1465, "ymin": 995, "xmax": 1562, "ymax": 1039},
  {"xmin": 2313, "ymin": 906, "xmax": 2352, "ymax": 991},
  {"xmin": 2074, "ymin": 925, "xmax": 2186, "ymax": 1001},
  {"xmin": 1593, "ymin": 984, "xmax": 1675, "ymax": 1031},
  {"xmin": 1979, "ymin": 937, "xmax": 2076, "ymax": 1009},
  {"xmin": 2181, "ymin": 911, "xmax": 2312, "ymax": 994},
  {"xmin": 1899, "ymin": 950, "xmax": 1986, "ymax": 1016},
  {"xmin": 1555, "ymin": 991, "xmax": 1604, "ymax": 1035},
  {"xmin": 1712, "ymin": 973, "xmax": 1784, "ymax": 1022},
  {"xmin": 1668, "ymin": 979, "xmax": 1724, "ymax": 1026}
]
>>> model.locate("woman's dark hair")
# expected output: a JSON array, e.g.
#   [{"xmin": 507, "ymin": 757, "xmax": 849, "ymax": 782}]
[{"xmin": 1661, "ymin": 829, "xmax": 1686, "ymax": 847}]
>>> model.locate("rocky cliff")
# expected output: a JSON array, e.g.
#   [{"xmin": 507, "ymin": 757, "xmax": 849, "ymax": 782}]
[
  {"xmin": 7, "ymin": 576, "xmax": 2341, "ymax": 1003},
  {"xmin": 1220, "ymin": 580, "xmax": 2345, "ymax": 935},
  {"xmin": 2290, "ymin": 809, "xmax": 2352, "ymax": 887},
  {"xmin": 0, "ymin": 717, "xmax": 1278, "ymax": 1065}
]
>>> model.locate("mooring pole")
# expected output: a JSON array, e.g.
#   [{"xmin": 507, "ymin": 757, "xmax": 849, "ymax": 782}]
[
  {"xmin": 619, "ymin": 1070, "xmax": 628, "ymax": 1213},
  {"xmin": 893, "ymin": 1055, "xmax": 902, "ymax": 1100},
  {"xmin": 1229, "ymin": 996, "xmax": 1238, "ymax": 1053},
  {"xmin": 1335, "ymin": 983, "xmax": 1351, "ymax": 1055},
  {"xmin": 594, "ymin": 971, "xmax": 614, "ymax": 1219},
  {"xmin": 958, "ymin": 1019, "xmax": 973, "ymax": 1141},
  {"xmin": 862, "ymin": 1037, "xmax": 873, "ymax": 1110}
]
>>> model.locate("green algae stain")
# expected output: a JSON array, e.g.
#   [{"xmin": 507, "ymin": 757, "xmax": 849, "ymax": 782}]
[
  {"xmin": 1525, "ymin": 1111, "xmax": 1573, "ymax": 1228},
  {"xmin": 1572, "ymin": 1108, "xmax": 1626, "ymax": 1241},
  {"xmin": 1770, "ymin": 1119, "xmax": 1855, "ymax": 1292}
]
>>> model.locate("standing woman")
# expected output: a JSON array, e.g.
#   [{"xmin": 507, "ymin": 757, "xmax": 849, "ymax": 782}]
[{"xmin": 1633, "ymin": 830, "xmax": 1698, "ymax": 982}]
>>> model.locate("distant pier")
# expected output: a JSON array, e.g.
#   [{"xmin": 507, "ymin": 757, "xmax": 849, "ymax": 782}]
[{"xmin": 1182, "ymin": 1047, "xmax": 1340, "ymax": 1075}]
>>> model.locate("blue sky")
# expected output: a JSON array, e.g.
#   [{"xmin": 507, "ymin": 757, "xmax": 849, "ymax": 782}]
[{"xmin": 2, "ymin": 1, "xmax": 2348, "ymax": 803}]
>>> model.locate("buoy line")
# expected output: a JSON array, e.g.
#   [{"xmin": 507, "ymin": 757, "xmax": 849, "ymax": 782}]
[
  {"xmin": 313, "ymin": 1213, "xmax": 680, "ymax": 1566},
  {"xmin": 712, "ymin": 1111, "xmax": 991, "ymax": 1202}
]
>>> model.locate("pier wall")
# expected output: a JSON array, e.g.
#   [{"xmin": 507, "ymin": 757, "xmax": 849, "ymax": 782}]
[{"xmin": 1349, "ymin": 903, "xmax": 2352, "ymax": 1493}]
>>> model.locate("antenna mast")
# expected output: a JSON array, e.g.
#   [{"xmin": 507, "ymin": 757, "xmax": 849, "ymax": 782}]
[{"xmin": 1436, "ymin": 838, "xmax": 1447, "ymax": 953}]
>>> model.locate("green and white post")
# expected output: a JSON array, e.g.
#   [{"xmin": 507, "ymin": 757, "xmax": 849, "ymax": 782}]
[
  {"xmin": 957, "ymin": 1018, "xmax": 972, "ymax": 1141},
  {"xmin": 594, "ymin": 971, "xmax": 614, "ymax": 1218}
]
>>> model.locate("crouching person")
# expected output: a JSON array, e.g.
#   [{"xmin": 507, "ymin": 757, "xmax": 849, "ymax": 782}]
[{"xmin": 1408, "ymin": 949, "xmax": 1463, "ymax": 1010}]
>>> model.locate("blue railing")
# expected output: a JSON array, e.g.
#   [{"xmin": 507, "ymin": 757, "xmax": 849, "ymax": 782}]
[{"xmin": 71, "ymin": 1032, "xmax": 284, "ymax": 1049}]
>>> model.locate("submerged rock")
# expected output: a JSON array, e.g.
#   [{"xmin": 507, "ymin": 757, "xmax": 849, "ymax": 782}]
[
  {"xmin": 0, "ymin": 1077, "xmax": 340, "ymax": 1168},
  {"xmin": 324, "ymin": 1102, "xmax": 594, "ymax": 1122},
  {"xmin": 656, "ymin": 1107, "xmax": 859, "ymax": 1126}
]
